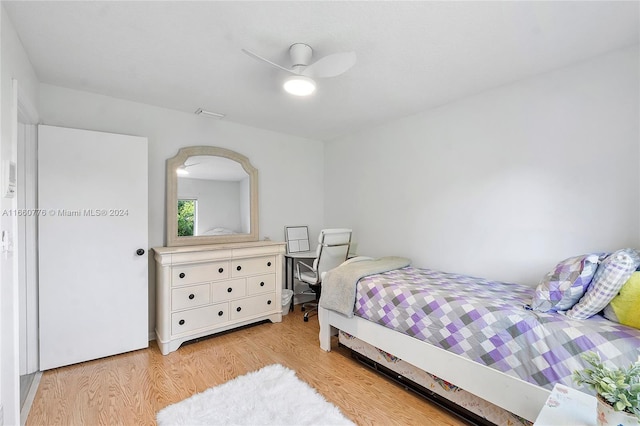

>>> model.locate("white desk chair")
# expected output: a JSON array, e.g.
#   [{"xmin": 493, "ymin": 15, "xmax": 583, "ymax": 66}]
[{"xmin": 296, "ymin": 228, "xmax": 352, "ymax": 322}]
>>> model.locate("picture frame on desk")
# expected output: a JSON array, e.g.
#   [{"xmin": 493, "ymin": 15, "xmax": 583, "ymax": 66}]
[{"xmin": 284, "ymin": 225, "xmax": 310, "ymax": 253}]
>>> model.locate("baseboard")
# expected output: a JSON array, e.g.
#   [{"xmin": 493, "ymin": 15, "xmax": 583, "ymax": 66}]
[{"xmin": 20, "ymin": 371, "xmax": 42, "ymax": 426}]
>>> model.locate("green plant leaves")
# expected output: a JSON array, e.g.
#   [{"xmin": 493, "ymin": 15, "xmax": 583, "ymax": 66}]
[{"xmin": 573, "ymin": 351, "xmax": 640, "ymax": 420}]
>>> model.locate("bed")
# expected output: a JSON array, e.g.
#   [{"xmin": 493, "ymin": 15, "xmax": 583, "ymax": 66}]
[
  {"xmin": 318, "ymin": 253, "xmax": 640, "ymax": 424},
  {"xmin": 199, "ymin": 227, "xmax": 238, "ymax": 236}
]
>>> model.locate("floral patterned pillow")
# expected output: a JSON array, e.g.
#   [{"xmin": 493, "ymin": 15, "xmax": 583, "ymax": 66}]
[
  {"xmin": 567, "ymin": 248, "xmax": 640, "ymax": 320},
  {"xmin": 530, "ymin": 253, "xmax": 604, "ymax": 312}
]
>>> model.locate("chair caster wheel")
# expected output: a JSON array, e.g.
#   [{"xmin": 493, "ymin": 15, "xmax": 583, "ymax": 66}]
[
  {"xmin": 301, "ymin": 307, "xmax": 306, "ymax": 312},
  {"xmin": 304, "ymin": 316, "xmax": 309, "ymax": 322}
]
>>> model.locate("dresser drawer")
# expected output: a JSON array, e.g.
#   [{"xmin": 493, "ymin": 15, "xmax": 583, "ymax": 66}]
[
  {"xmin": 171, "ymin": 303, "xmax": 228, "ymax": 335},
  {"xmin": 231, "ymin": 256, "xmax": 276, "ymax": 277},
  {"xmin": 247, "ymin": 274, "xmax": 276, "ymax": 295},
  {"xmin": 154, "ymin": 242, "xmax": 285, "ymax": 355},
  {"xmin": 212, "ymin": 278, "xmax": 246, "ymax": 302},
  {"xmin": 230, "ymin": 293, "xmax": 276, "ymax": 320},
  {"xmin": 172, "ymin": 261, "xmax": 229, "ymax": 286},
  {"xmin": 171, "ymin": 283, "xmax": 210, "ymax": 311}
]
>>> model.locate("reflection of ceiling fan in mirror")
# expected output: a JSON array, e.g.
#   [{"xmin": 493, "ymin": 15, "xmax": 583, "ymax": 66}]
[
  {"xmin": 176, "ymin": 162, "xmax": 200, "ymax": 176},
  {"xmin": 176, "ymin": 155, "xmax": 248, "ymax": 181}
]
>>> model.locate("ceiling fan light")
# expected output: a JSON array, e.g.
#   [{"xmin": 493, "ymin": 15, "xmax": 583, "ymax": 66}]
[{"xmin": 283, "ymin": 75, "xmax": 316, "ymax": 96}]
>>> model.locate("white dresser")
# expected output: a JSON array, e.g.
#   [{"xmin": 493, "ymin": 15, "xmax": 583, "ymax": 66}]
[{"xmin": 154, "ymin": 241, "xmax": 285, "ymax": 355}]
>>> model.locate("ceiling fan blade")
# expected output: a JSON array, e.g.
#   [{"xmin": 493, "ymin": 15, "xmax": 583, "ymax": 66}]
[
  {"xmin": 302, "ymin": 51, "xmax": 356, "ymax": 78},
  {"xmin": 241, "ymin": 48, "xmax": 296, "ymax": 75}
]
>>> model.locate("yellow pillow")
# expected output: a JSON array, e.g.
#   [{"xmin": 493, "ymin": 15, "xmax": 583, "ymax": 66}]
[{"xmin": 604, "ymin": 272, "xmax": 640, "ymax": 329}]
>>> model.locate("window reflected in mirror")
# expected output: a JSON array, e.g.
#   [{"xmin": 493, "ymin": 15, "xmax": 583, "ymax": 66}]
[{"xmin": 177, "ymin": 199, "xmax": 196, "ymax": 236}]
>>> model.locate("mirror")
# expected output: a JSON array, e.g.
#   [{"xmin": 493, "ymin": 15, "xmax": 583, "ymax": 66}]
[{"xmin": 166, "ymin": 146, "xmax": 258, "ymax": 246}]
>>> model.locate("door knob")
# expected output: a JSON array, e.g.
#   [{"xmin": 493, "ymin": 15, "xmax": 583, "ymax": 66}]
[{"xmin": 136, "ymin": 248, "xmax": 145, "ymax": 256}]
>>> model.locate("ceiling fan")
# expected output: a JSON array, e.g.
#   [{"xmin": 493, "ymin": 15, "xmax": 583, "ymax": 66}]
[
  {"xmin": 176, "ymin": 161, "xmax": 200, "ymax": 176},
  {"xmin": 241, "ymin": 43, "xmax": 357, "ymax": 96}
]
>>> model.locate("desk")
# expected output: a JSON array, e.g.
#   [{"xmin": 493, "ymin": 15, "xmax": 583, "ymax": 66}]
[
  {"xmin": 284, "ymin": 250, "xmax": 317, "ymax": 312},
  {"xmin": 534, "ymin": 383, "xmax": 596, "ymax": 426}
]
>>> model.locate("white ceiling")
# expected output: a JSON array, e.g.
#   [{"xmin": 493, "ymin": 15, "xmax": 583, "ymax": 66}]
[{"xmin": 4, "ymin": 1, "xmax": 639, "ymax": 141}]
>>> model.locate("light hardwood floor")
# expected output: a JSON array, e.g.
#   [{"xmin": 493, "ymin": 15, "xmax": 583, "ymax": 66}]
[{"xmin": 26, "ymin": 308, "xmax": 466, "ymax": 425}]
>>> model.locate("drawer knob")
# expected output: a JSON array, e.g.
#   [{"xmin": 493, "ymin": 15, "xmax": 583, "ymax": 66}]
[
  {"xmin": 218, "ymin": 267, "xmax": 224, "ymax": 273},
  {"xmin": 267, "ymin": 261, "xmax": 272, "ymax": 267},
  {"xmin": 236, "ymin": 265, "xmax": 242, "ymax": 271},
  {"xmin": 236, "ymin": 307, "xmax": 242, "ymax": 312},
  {"xmin": 178, "ymin": 319, "xmax": 185, "ymax": 325},
  {"xmin": 188, "ymin": 294, "xmax": 195, "ymax": 300},
  {"xmin": 260, "ymin": 281, "xmax": 265, "ymax": 287},
  {"xmin": 179, "ymin": 272, "xmax": 185, "ymax": 279},
  {"xmin": 227, "ymin": 287, "xmax": 233, "ymax": 293},
  {"xmin": 267, "ymin": 300, "xmax": 272, "ymax": 305},
  {"xmin": 218, "ymin": 311, "xmax": 224, "ymax": 316}
]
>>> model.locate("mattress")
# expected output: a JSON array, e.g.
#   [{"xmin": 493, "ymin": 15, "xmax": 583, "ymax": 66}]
[{"xmin": 354, "ymin": 266, "xmax": 640, "ymax": 390}]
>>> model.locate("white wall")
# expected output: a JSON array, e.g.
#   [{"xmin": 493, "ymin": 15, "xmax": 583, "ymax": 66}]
[
  {"xmin": 37, "ymin": 83, "xmax": 325, "ymax": 335},
  {"xmin": 325, "ymin": 46, "xmax": 640, "ymax": 286},
  {"xmin": 1, "ymin": 5, "xmax": 40, "ymax": 425}
]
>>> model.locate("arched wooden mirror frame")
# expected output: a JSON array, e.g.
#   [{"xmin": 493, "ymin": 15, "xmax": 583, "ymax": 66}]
[{"xmin": 166, "ymin": 146, "xmax": 258, "ymax": 246}]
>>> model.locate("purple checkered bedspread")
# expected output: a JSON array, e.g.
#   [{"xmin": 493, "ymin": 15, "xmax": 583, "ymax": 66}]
[{"xmin": 354, "ymin": 267, "xmax": 640, "ymax": 390}]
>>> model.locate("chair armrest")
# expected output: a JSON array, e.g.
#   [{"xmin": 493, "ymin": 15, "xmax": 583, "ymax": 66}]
[
  {"xmin": 296, "ymin": 261, "xmax": 317, "ymax": 283},
  {"xmin": 296, "ymin": 261, "xmax": 315, "ymax": 272}
]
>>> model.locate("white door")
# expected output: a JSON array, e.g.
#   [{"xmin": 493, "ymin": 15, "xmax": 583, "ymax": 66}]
[{"xmin": 38, "ymin": 125, "xmax": 148, "ymax": 370}]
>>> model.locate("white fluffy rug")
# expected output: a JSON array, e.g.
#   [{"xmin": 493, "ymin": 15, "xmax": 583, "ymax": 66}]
[{"xmin": 156, "ymin": 364, "xmax": 354, "ymax": 425}]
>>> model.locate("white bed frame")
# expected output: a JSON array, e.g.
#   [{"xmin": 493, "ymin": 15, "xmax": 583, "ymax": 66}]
[{"xmin": 318, "ymin": 306, "xmax": 551, "ymax": 423}]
